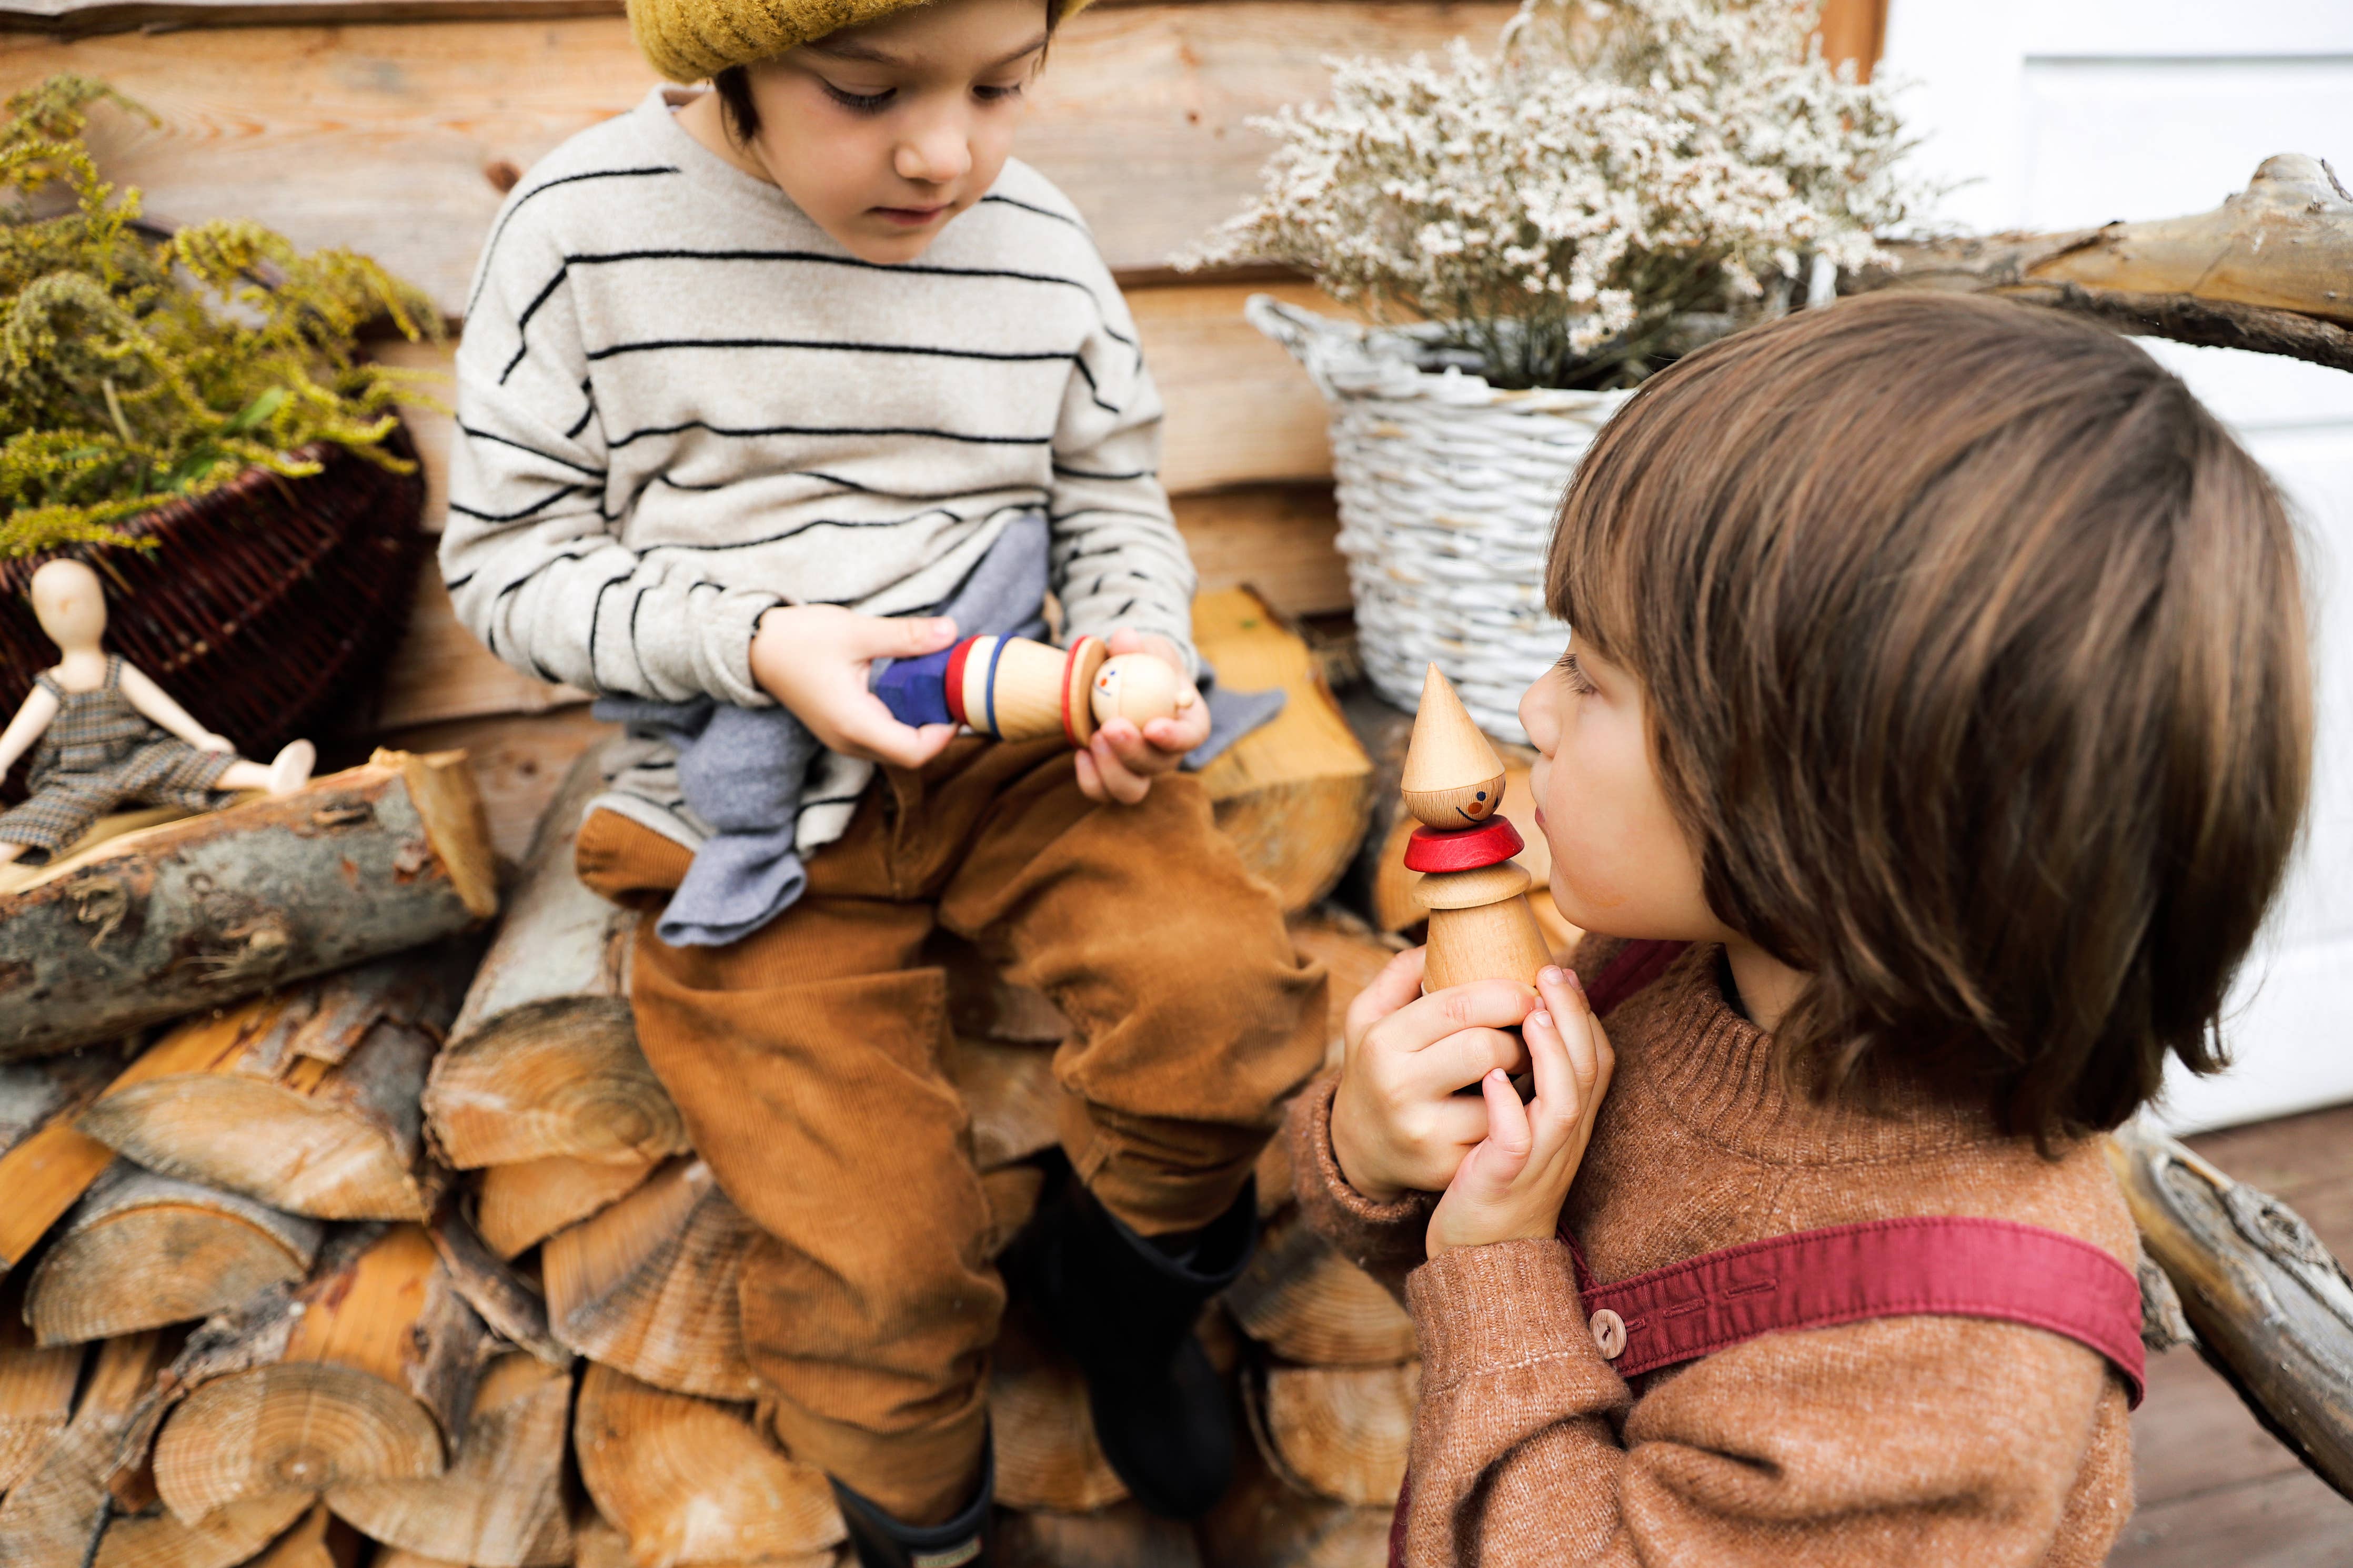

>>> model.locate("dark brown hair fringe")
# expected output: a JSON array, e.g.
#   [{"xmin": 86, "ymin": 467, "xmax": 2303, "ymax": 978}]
[
  {"xmin": 1546, "ymin": 291, "xmax": 2314, "ymax": 1148},
  {"xmin": 713, "ymin": 0, "xmax": 1065, "ymax": 145}
]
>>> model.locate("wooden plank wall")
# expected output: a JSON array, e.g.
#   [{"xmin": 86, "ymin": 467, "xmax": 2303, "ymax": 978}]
[{"xmin": 0, "ymin": 0, "xmax": 1885, "ymax": 805}]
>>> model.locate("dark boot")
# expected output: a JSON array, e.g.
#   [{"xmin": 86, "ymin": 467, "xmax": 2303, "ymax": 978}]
[
  {"xmin": 829, "ymin": 1448, "xmax": 992, "ymax": 1568},
  {"xmin": 1007, "ymin": 1176, "xmax": 1257, "ymax": 1520}
]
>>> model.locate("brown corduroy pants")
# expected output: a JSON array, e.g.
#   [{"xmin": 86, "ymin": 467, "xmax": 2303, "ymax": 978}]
[{"xmin": 575, "ymin": 735, "xmax": 1326, "ymax": 1521}]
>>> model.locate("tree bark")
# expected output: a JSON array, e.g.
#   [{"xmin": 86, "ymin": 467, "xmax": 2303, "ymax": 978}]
[
  {"xmin": 0, "ymin": 751, "xmax": 496, "ymax": 1061},
  {"xmin": 150, "ymin": 1224, "xmax": 490, "ymax": 1525},
  {"xmin": 74, "ymin": 949, "xmax": 470, "ymax": 1222},
  {"xmin": 327, "ymin": 1353, "xmax": 573, "ymax": 1567},
  {"xmin": 571, "ymin": 1363, "xmax": 844, "ymax": 1568},
  {"xmin": 1849, "ymin": 156, "xmax": 2353, "ymax": 373},
  {"xmin": 943, "ymin": 1034, "xmax": 1063, "ymax": 1172},
  {"xmin": 2108, "ymin": 1122, "xmax": 2353, "ymax": 1502},
  {"xmin": 424, "ymin": 1202, "xmax": 570, "ymax": 1369},
  {"xmin": 540, "ymin": 1158, "xmax": 759, "ymax": 1401},
  {"xmin": 25, "ymin": 1164, "xmax": 324, "ymax": 1346}
]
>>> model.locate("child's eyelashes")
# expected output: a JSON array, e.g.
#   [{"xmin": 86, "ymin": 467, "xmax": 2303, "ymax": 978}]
[
  {"xmin": 974, "ymin": 82, "xmax": 1027, "ymax": 103},
  {"xmin": 822, "ymin": 82, "xmax": 896, "ymax": 113},
  {"xmin": 1558, "ymin": 651, "xmax": 1598, "ymax": 696}
]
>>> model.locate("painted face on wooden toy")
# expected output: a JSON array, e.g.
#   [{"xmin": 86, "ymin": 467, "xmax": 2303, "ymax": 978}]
[{"xmin": 1089, "ymin": 652, "xmax": 1183, "ymax": 729}]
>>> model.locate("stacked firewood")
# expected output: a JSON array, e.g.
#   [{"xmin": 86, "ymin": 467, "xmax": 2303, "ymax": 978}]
[{"xmin": 0, "ymin": 590, "xmax": 1463, "ymax": 1568}]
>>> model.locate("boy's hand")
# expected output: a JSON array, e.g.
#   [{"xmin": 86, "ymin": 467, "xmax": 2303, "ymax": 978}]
[
  {"xmin": 1074, "ymin": 629, "xmax": 1208, "ymax": 806},
  {"xmin": 1328, "ymin": 947, "xmax": 1538, "ymax": 1203},
  {"xmin": 1425, "ymin": 965, "xmax": 1614, "ymax": 1260},
  {"xmin": 750, "ymin": 604, "xmax": 962, "ymax": 769}
]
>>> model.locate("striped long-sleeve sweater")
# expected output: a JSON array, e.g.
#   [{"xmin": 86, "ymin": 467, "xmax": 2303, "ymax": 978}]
[{"xmin": 440, "ymin": 85, "xmax": 1197, "ymax": 856}]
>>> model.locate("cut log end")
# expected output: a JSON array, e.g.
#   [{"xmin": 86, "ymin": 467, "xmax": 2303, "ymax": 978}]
[
  {"xmin": 573, "ymin": 1362, "xmax": 846, "ymax": 1567},
  {"xmin": 541, "ymin": 1157, "xmax": 758, "ymax": 1401}
]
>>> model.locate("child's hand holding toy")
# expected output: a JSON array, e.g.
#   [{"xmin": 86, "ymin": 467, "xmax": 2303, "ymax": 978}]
[
  {"xmin": 1073, "ymin": 628, "xmax": 1206, "ymax": 805},
  {"xmin": 1330, "ymin": 950, "xmax": 1612, "ymax": 1258}
]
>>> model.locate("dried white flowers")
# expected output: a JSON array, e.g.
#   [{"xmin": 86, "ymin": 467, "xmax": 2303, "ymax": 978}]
[{"xmin": 1187, "ymin": 0, "xmax": 1925, "ymax": 389}]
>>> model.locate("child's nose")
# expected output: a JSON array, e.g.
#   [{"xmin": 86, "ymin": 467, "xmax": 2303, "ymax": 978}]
[{"xmin": 894, "ymin": 121, "xmax": 972, "ymax": 186}]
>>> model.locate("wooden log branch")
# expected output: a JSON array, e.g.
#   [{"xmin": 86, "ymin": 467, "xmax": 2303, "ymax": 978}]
[
  {"xmin": 1852, "ymin": 155, "xmax": 2353, "ymax": 374},
  {"xmin": 74, "ymin": 951, "xmax": 469, "ymax": 1221},
  {"xmin": 1192, "ymin": 588, "xmax": 1375, "ymax": 915},
  {"xmin": 0, "ymin": 751, "xmax": 496, "ymax": 1061},
  {"xmin": 540, "ymin": 1158, "xmax": 758, "ymax": 1401},
  {"xmin": 2108, "ymin": 1121, "xmax": 2353, "ymax": 1502},
  {"xmin": 151, "ymin": 1225, "xmax": 490, "ymax": 1525},
  {"xmin": 426, "ymin": 749, "xmax": 686, "ymax": 1171},
  {"xmin": 1244, "ymin": 1360, "xmax": 1419, "ymax": 1508},
  {"xmin": 990, "ymin": 1306, "xmax": 1128, "ymax": 1514},
  {"xmin": 1224, "ymin": 1210, "xmax": 1415, "ymax": 1367},
  {"xmin": 25, "ymin": 1164, "xmax": 324, "ymax": 1346},
  {"xmin": 571, "ymin": 1363, "xmax": 845, "ymax": 1568},
  {"xmin": 475, "ymin": 1151, "xmax": 661, "ymax": 1261},
  {"xmin": 326, "ymin": 1353, "xmax": 573, "ymax": 1568}
]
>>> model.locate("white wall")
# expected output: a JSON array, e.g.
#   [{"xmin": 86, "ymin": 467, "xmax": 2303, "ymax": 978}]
[{"xmin": 1880, "ymin": 1, "xmax": 2353, "ymax": 1132}]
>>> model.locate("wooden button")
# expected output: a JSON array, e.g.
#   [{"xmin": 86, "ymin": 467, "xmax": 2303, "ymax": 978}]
[{"xmin": 1590, "ymin": 1308, "xmax": 1626, "ymax": 1360}]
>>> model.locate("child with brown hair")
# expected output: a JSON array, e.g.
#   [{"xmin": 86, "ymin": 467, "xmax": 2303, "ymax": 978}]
[
  {"xmin": 440, "ymin": 0, "xmax": 1326, "ymax": 1560},
  {"xmin": 1296, "ymin": 291, "xmax": 2314, "ymax": 1565}
]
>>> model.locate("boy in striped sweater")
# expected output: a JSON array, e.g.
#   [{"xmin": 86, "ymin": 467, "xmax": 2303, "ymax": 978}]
[{"xmin": 439, "ymin": 0, "xmax": 1327, "ymax": 1560}]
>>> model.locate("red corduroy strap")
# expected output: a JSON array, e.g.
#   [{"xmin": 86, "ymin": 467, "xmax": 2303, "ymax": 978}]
[{"xmin": 1567, "ymin": 1217, "xmax": 2146, "ymax": 1406}]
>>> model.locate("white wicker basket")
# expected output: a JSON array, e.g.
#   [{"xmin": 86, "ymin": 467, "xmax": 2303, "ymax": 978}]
[{"xmin": 1250, "ymin": 295, "xmax": 1633, "ymax": 744}]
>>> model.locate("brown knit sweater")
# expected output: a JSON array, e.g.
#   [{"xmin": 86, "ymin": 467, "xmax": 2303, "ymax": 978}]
[{"xmin": 1291, "ymin": 939, "xmax": 2139, "ymax": 1567}]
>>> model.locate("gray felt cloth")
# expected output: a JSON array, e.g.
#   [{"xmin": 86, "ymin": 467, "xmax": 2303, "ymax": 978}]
[{"xmin": 595, "ymin": 514, "xmax": 1284, "ymax": 948}]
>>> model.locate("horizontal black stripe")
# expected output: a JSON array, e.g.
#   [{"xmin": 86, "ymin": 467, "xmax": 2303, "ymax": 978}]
[
  {"xmin": 447, "ymin": 485, "xmax": 586, "ymax": 524},
  {"xmin": 637, "ymin": 504, "xmax": 965, "ymax": 552},
  {"xmin": 980, "ymin": 193, "xmax": 1085, "ymax": 230},
  {"xmin": 466, "ymin": 165, "xmax": 681, "ymax": 318},
  {"xmin": 556, "ymin": 247, "xmax": 1137, "ymax": 345},
  {"xmin": 458, "ymin": 421, "xmax": 607, "ymax": 478},
  {"xmin": 1050, "ymin": 504, "xmax": 1169, "ymax": 527},
  {"xmin": 610, "ymin": 420, "xmax": 1052, "ymax": 450},
  {"xmin": 585, "ymin": 337, "xmax": 1079, "ymax": 367},
  {"xmin": 1053, "ymin": 462, "xmax": 1155, "ymax": 481}
]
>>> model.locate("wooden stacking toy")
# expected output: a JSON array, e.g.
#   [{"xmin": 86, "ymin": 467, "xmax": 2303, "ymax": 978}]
[
  {"xmin": 878, "ymin": 632, "xmax": 1191, "ymax": 747},
  {"xmin": 1401, "ymin": 663, "xmax": 1554, "ymax": 993}
]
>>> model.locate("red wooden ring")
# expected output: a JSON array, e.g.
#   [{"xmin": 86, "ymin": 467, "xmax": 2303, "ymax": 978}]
[
  {"xmin": 1403, "ymin": 819, "xmax": 1525, "ymax": 872},
  {"xmin": 943, "ymin": 635, "xmax": 979, "ymax": 728},
  {"xmin": 1061, "ymin": 635, "xmax": 1106, "ymax": 748}
]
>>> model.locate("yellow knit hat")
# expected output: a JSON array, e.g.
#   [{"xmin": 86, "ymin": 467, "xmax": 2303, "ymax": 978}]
[{"xmin": 628, "ymin": 0, "xmax": 1090, "ymax": 84}]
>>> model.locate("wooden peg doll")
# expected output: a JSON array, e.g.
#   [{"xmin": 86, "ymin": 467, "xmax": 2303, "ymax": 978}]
[
  {"xmin": 0, "ymin": 560, "xmax": 316, "ymax": 868},
  {"xmin": 1400, "ymin": 663, "xmax": 1553, "ymax": 992},
  {"xmin": 878, "ymin": 632, "xmax": 1193, "ymax": 748}
]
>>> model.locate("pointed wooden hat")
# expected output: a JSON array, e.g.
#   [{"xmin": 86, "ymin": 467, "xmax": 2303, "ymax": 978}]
[{"xmin": 1400, "ymin": 664, "xmax": 1507, "ymax": 830}]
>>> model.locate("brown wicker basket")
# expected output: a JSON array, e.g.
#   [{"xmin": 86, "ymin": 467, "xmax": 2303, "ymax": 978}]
[{"xmin": 0, "ymin": 426, "xmax": 429, "ymax": 790}]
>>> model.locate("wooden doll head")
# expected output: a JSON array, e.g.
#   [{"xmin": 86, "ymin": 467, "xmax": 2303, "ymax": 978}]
[
  {"xmin": 1400, "ymin": 663, "xmax": 1505, "ymax": 829},
  {"xmin": 28, "ymin": 560, "xmax": 106, "ymax": 653},
  {"xmin": 1090, "ymin": 652, "xmax": 1187, "ymax": 730}
]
